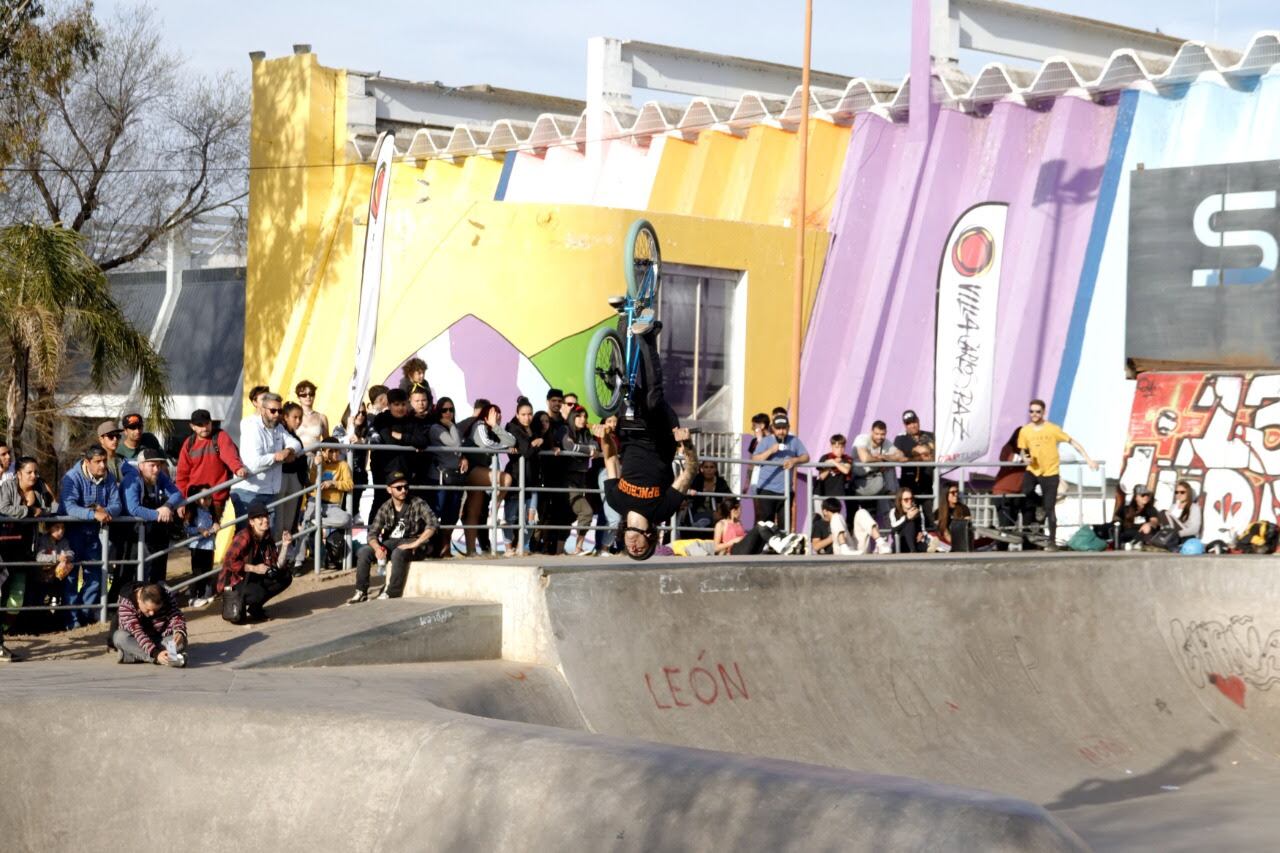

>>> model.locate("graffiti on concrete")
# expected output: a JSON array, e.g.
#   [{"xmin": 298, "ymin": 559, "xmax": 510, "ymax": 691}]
[
  {"xmin": 1121, "ymin": 372, "xmax": 1280, "ymax": 543},
  {"xmin": 644, "ymin": 651, "xmax": 750, "ymax": 710},
  {"xmin": 1170, "ymin": 616, "xmax": 1280, "ymax": 706}
]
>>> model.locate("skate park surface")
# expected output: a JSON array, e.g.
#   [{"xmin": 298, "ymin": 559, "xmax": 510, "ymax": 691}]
[{"xmin": 4, "ymin": 552, "xmax": 1279, "ymax": 851}]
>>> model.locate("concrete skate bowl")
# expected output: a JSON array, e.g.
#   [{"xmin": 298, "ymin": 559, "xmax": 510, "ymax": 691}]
[
  {"xmin": 404, "ymin": 553, "xmax": 1280, "ymax": 849},
  {"xmin": 4, "ymin": 553, "xmax": 1277, "ymax": 850}
]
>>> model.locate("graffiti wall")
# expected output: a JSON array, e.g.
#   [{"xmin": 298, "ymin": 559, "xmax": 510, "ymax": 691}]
[{"xmin": 1119, "ymin": 372, "xmax": 1280, "ymax": 543}]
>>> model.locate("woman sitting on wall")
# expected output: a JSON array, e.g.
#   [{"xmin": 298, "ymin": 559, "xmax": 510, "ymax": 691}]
[
  {"xmin": 1115, "ymin": 484, "xmax": 1160, "ymax": 549},
  {"xmin": 934, "ymin": 484, "xmax": 973, "ymax": 552},
  {"xmin": 889, "ymin": 486, "xmax": 927, "ymax": 554},
  {"xmin": 1164, "ymin": 480, "xmax": 1202, "ymax": 546},
  {"xmin": 712, "ymin": 498, "xmax": 747, "ymax": 555}
]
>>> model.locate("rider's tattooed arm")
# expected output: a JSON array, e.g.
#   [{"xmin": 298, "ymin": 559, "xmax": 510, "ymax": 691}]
[{"xmin": 671, "ymin": 427, "xmax": 698, "ymax": 493}]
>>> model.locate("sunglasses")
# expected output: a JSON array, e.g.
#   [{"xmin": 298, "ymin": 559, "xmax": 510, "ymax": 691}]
[
  {"xmin": 388, "ymin": 484, "xmax": 407, "ymax": 492},
  {"xmin": 902, "ymin": 496, "xmax": 914, "ymax": 502},
  {"xmin": 1175, "ymin": 489, "xmax": 1188, "ymax": 494},
  {"xmin": 439, "ymin": 407, "xmax": 455, "ymax": 413},
  {"xmin": 1029, "ymin": 409, "xmax": 1044, "ymax": 415},
  {"xmin": 266, "ymin": 408, "xmax": 281, "ymax": 415},
  {"xmin": 102, "ymin": 434, "xmax": 121, "ymax": 440},
  {"xmin": 297, "ymin": 391, "xmax": 314, "ymax": 398}
]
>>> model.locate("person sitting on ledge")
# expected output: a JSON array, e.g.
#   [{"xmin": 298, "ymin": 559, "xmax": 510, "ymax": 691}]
[
  {"xmin": 349, "ymin": 470, "xmax": 438, "ymax": 604},
  {"xmin": 218, "ymin": 502, "xmax": 292, "ymax": 623},
  {"xmin": 114, "ymin": 583, "xmax": 188, "ymax": 667}
]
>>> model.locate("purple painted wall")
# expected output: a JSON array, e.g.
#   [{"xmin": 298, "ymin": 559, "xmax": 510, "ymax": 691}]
[{"xmin": 800, "ymin": 95, "xmax": 1118, "ymax": 457}]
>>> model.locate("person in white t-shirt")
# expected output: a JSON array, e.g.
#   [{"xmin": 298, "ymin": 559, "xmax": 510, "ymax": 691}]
[{"xmin": 810, "ymin": 498, "xmax": 856, "ymax": 556}]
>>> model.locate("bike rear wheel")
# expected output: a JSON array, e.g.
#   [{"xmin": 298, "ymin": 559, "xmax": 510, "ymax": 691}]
[
  {"xmin": 583, "ymin": 326, "xmax": 625, "ymax": 418},
  {"xmin": 623, "ymin": 218, "xmax": 661, "ymax": 307}
]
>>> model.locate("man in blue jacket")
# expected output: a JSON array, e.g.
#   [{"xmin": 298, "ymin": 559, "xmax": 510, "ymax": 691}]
[
  {"xmin": 124, "ymin": 448, "xmax": 183, "ymax": 584},
  {"xmin": 58, "ymin": 446, "xmax": 123, "ymax": 628}
]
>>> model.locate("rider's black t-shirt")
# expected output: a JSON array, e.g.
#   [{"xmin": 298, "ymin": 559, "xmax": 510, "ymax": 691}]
[{"xmin": 604, "ymin": 431, "xmax": 685, "ymax": 523}]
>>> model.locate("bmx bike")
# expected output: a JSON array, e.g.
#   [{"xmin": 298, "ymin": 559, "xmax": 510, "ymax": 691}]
[{"xmin": 583, "ymin": 218, "xmax": 662, "ymax": 418}]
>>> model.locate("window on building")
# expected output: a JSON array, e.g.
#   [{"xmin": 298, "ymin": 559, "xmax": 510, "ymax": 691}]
[{"xmin": 655, "ymin": 265, "xmax": 740, "ymax": 430}]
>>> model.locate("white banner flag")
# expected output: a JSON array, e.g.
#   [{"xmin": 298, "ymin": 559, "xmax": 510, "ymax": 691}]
[
  {"xmin": 348, "ymin": 132, "xmax": 395, "ymax": 420},
  {"xmin": 934, "ymin": 202, "xmax": 1009, "ymax": 463}
]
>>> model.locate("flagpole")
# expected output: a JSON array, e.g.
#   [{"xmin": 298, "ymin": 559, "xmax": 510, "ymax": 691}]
[{"xmin": 790, "ymin": 0, "xmax": 813, "ymax": 431}]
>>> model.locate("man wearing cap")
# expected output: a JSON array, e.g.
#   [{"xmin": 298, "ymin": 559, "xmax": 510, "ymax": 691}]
[
  {"xmin": 852, "ymin": 420, "xmax": 907, "ymax": 524},
  {"xmin": 349, "ymin": 470, "xmax": 438, "ymax": 603},
  {"xmin": 750, "ymin": 413, "xmax": 810, "ymax": 527},
  {"xmin": 58, "ymin": 446, "xmax": 124, "ymax": 627},
  {"xmin": 219, "ymin": 501, "xmax": 292, "ymax": 622},
  {"xmin": 95, "ymin": 421, "xmax": 128, "ymax": 484},
  {"xmin": 176, "ymin": 409, "xmax": 247, "ymax": 518},
  {"xmin": 123, "ymin": 448, "xmax": 183, "ymax": 584},
  {"xmin": 116, "ymin": 412, "xmax": 162, "ymax": 462},
  {"xmin": 894, "ymin": 410, "xmax": 936, "ymax": 517},
  {"xmin": 231, "ymin": 392, "xmax": 297, "ymax": 531}
]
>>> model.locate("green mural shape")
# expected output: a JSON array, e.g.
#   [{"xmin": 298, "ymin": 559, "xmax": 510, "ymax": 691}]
[{"xmin": 531, "ymin": 315, "xmax": 616, "ymax": 399}]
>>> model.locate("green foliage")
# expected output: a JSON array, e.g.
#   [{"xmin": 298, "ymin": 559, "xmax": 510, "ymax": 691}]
[{"xmin": 0, "ymin": 222, "xmax": 169, "ymax": 447}]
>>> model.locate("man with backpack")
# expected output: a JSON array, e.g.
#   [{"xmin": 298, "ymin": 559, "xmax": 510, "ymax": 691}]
[{"xmin": 176, "ymin": 409, "xmax": 248, "ymax": 519}]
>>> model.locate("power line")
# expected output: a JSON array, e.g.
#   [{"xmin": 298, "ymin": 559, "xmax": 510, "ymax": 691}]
[{"xmin": 0, "ymin": 110, "xmax": 820, "ymax": 177}]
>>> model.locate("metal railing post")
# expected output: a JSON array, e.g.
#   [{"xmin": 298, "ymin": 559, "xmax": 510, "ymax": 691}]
[
  {"xmin": 98, "ymin": 526, "xmax": 110, "ymax": 624},
  {"xmin": 1077, "ymin": 460, "xmax": 1085, "ymax": 532},
  {"xmin": 313, "ymin": 452, "xmax": 324, "ymax": 575},
  {"xmin": 136, "ymin": 520, "xmax": 147, "ymax": 584},
  {"xmin": 784, "ymin": 465, "xmax": 792, "ymax": 532},
  {"xmin": 517, "ymin": 455, "xmax": 526, "ymax": 555},
  {"xmin": 489, "ymin": 449, "xmax": 500, "ymax": 554}
]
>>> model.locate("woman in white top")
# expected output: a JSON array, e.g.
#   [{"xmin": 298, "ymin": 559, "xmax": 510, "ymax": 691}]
[
  {"xmin": 812, "ymin": 498, "xmax": 856, "ymax": 555},
  {"xmin": 295, "ymin": 380, "xmax": 329, "ymax": 449},
  {"xmin": 1165, "ymin": 480, "xmax": 1202, "ymax": 544}
]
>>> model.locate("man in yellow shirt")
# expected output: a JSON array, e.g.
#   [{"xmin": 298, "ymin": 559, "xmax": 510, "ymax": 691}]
[{"xmin": 1017, "ymin": 399, "xmax": 1098, "ymax": 550}]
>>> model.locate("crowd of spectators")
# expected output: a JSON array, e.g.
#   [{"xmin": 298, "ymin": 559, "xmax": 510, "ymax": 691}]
[{"xmin": 0, "ymin": 370, "xmax": 1225, "ymax": 664}]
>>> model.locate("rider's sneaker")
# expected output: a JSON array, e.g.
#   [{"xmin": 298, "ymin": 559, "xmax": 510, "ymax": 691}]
[
  {"xmin": 630, "ymin": 309, "xmax": 661, "ymax": 336},
  {"xmin": 607, "ymin": 295, "xmax": 627, "ymax": 315}
]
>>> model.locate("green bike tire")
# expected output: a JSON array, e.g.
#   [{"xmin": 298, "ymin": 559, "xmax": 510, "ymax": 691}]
[{"xmin": 583, "ymin": 326, "xmax": 625, "ymax": 418}]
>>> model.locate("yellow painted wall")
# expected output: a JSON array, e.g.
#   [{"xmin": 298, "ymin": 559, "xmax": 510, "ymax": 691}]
[
  {"xmin": 647, "ymin": 119, "xmax": 850, "ymax": 228},
  {"xmin": 247, "ymin": 54, "xmax": 831, "ymax": 432}
]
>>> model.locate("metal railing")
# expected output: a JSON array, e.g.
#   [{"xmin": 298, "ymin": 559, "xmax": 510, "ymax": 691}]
[{"xmin": 0, "ymin": 438, "xmax": 1112, "ymax": 633}]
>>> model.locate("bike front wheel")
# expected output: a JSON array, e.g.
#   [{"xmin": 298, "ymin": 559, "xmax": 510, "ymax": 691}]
[
  {"xmin": 584, "ymin": 326, "xmax": 626, "ymax": 418},
  {"xmin": 623, "ymin": 218, "xmax": 661, "ymax": 307}
]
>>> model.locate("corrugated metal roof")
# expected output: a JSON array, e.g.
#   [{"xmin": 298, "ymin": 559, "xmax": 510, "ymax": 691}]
[{"xmin": 345, "ymin": 31, "xmax": 1280, "ymax": 163}]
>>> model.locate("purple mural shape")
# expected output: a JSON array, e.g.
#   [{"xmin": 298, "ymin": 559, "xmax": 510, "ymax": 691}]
[
  {"xmin": 800, "ymin": 95, "xmax": 1118, "ymax": 463},
  {"xmin": 384, "ymin": 314, "xmax": 548, "ymax": 411}
]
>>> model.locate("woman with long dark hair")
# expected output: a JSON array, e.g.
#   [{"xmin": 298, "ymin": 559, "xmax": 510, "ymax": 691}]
[
  {"xmin": 427, "ymin": 397, "xmax": 466, "ymax": 557},
  {"xmin": 712, "ymin": 498, "xmax": 747, "ymax": 555},
  {"xmin": 889, "ymin": 486, "xmax": 927, "ymax": 553},
  {"xmin": 561, "ymin": 405, "xmax": 598, "ymax": 555},
  {"xmin": 935, "ymin": 484, "xmax": 973, "ymax": 552},
  {"xmin": 462, "ymin": 402, "xmax": 515, "ymax": 557},
  {"xmin": 1165, "ymin": 480, "xmax": 1202, "ymax": 545}
]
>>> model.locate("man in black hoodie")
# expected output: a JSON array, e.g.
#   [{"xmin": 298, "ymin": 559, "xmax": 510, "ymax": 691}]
[{"xmin": 369, "ymin": 390, "xmax": 417, "ymax": 520}]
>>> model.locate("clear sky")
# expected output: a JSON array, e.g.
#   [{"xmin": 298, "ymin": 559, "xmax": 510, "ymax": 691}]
[{"xmin": 99, "ymin": 1, "xmax": 1275, "ymax": 99}]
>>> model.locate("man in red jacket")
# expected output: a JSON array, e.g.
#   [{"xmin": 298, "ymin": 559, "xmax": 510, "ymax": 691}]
[{"xmin": 175, "ymin": 409, "xmax": 248, "ymax": 515}]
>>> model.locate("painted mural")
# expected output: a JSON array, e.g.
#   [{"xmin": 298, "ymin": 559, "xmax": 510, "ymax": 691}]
[
  {"xmin": 1119, "ymin": 372, "xmax": 1280, "ymax": 544},
  {"xmin": 246, "ymin": 43, "xmax": 1280, "ymax": 504},
  {"xmin": 799, "ymin": 95, "xmax": 1118, "ymax": 470}
]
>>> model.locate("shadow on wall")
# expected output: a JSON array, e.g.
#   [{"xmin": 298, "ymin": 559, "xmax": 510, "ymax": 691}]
[{"xmin": 1045, "ymin": 730, "xmax": 1237, "ymax": 811}]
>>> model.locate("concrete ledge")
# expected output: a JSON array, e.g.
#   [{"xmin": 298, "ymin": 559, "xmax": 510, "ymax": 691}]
[{"xmin": 229, "ymin": 598, "xmax": 501, "ymax": 669}]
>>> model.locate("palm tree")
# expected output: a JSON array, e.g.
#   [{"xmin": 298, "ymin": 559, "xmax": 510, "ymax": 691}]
[{"xmin": 0, "ymin": 222, "xmax": 168, "ymax": 456}]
